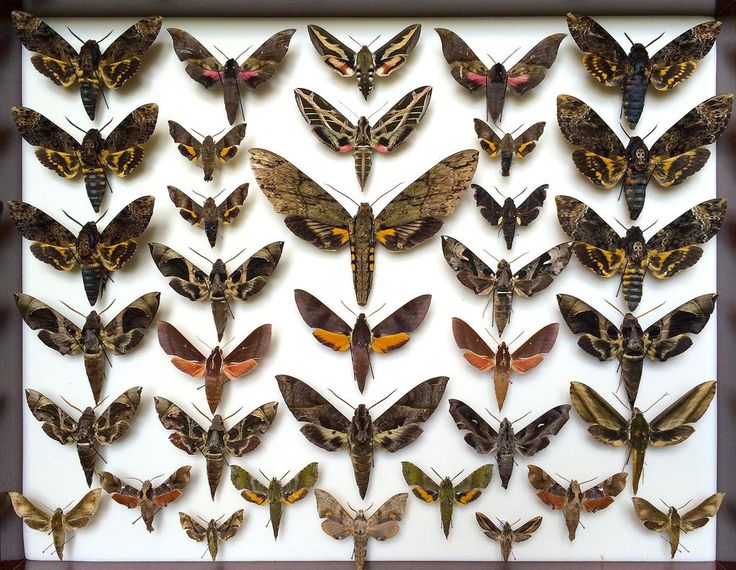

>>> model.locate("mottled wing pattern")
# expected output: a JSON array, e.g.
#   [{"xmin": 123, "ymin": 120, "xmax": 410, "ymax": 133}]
[
  {"xmin": 94, "ymin": 386, "xmax": 143, "ymax": 444},
  {"xmin": 474, "ymin": 119, "xmax": 502, "ymax": 158},
  {"xmin": 224, "ymin": 402, "xmax": 279, "ymax": 456},
  {"xmin": 148, "ymin": 242, "xmax": 211, "ymax": 301},
  {"xmin": 99, "ymin": 16, "xmax": 162, "ymax": 88},
  {"xmin": 225, "ymin": 241, "xmax": 284, "ymax": 301},
  {"xmin": 566, "ymin": 13, "xmax": 628, "ymax": 86},
  {"xmin": 153, "ymin": 397, "xmax": 208, "ymax": 454},
  {"xmin": 512, "ymin": 242, "xmax": 573, "ymax": 297},
  {"xmin": 648, "ymin": 381, "xmax": 716, "ymax": 446},
  {"xmin": 441, "ymin": 236, "xmax": 496, "ymax": 295},
  {"xmin": 513, "ymin": 122, "xmax": 545, "ymax": 158},
  {"xmin": 569, "ymin": 382, "xmax": 628, "ymax": 446},
  {"xmin": 7, "ymin": 200, "xmax": 78, "ymax": 270},
  {"xmin": 513, "ymin": 405, "xmax": 571, "ymax": 456},
  {"xmin": 25, "ymin": 389, "xmax": 78, "ymax": 444},
  {"xmin": 100, "ymin": 292, "xmax": 160, "ymax": 355},
  {"xmin": 240, "ymin": 29, "xmax": 297, "ymax": 88},
  {"xmin": 370, "ymin": 86, "xmax": 432, "ymax": 151},
  {"xmin": 448, "ymin": 399, "xmax": 499, "ymax": 454},
  {"xmin": 435, "ymin": 28, "xmax": 489, "ymax": 92},
  {"xmin": 294, "ymin": 88, "xmax": 357, "ymax": 152},
  {"xmin": 8, "ymin": 492, "xmax": 53, "ymax": 531},
  {"xmin": 556, "ymin": 294, "xmax": 623, "ymax": 361},
  {"xmin": 507, "ymin": 33, "xmax": 566, "ymax": 95},
  {"xmin": 101, "ymin": 103, "xmax": 158, "ymax": 177},
  {"xmin": 14, "ymin": 293, "xmax": 83, "ymax": 355},
  {"xmin": 315, "ymin": 489, "xmax": 355, "ymax": 539},
  {"xmin": 168, "ymin": 28, "xmax": 223, "ymax": 87},
  {"xmin": 97, "ymin": 196, "xmax": 155, "ymax": 271}
]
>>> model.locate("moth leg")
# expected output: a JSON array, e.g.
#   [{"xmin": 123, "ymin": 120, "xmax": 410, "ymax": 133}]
[
  {"xmin": 43, "ymin": 533, "xmax": 75, "ymax": 553},
  {"xmin": 368, "ymin": 356, "xmax": 375, "ymax": 380},
  {"xmin": 578, "ymin": 520, "xmax": 586, "ymax": 530},
  {"xmin": 94, "ymin": 69, "xmax": 110, "ymax": 111},
  {"xmin": 93, "ymin": 445, "xmax": 107, "ymax": 464},
  {"xmin": 236, "ymin": 79, "xmax": 246, "ymax": 123},
  {"xmin": 132, "ymin": 507, "xmax": 158, "ymax": 526},
  {"xmin": 95, "ymin": 153, "xmax": 114, "ymax": 194}
]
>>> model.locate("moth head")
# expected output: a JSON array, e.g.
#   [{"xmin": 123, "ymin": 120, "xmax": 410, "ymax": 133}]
[
  {"xmin": 357, "ymin": 116, "xmax": 370, "ymax": 131},
  {"xmin": 489, "ymin": 62, "xmax": 507, "ymax": 81},
  {"xmin": 497, "ymin": 258, "xmax": 512, "ymax": 273},
  {"xmin": 621, "ymin": 313, "xmax": 642, "ymax": 334}
]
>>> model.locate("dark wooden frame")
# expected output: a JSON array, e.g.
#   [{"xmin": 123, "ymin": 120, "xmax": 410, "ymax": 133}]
[{"xmin": 1, "ymin": 2, "xmax": 734, "ymax": 568}]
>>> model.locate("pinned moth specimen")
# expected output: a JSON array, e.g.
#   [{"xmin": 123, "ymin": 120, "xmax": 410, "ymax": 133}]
[
  {"xmin": 12, "ymin": 104, "xmax": 158, "ymax": 212},
  {"xmin": 315, "ymin": 489, "xmax": 408, "ymax": 570},
  {"xmin": 8, "ymin": 196, "xmax": 155, "ymax": 306},
  {"xmin": 148, "ymin": 241, "xmax": 283, "ymax": 341},
  {"xmin": 558, "ymin": 293, "xmax": 717, "ymax": 407},
  {"xmin": 452, "ymin": 318, "xmax": 558, "ymax": 410},
  {"xmin": 16, "ymin": 292, "xmax": 159, "ymax": 402},
  {"xmin": 566, "ymin": 13, "xmax": 721, "ymax": 127},
  {"xmin": 448, "ymin": 399, "xmax": 570, "ymax": 489},
  {"xmin": 472, "ymin": 184, "xmax": 547, "ymax": 250},
  {"xmin": 251, "ymin": 148, "xmax": 478, "ymax": 306},
  {"xmin": 569, "ymin": 380, "xmax": 716, "ymax": 493},
  {"xmin": 442, "ymin": 236, "xmax": 573, "ymax": 335},
  {"xmin": 168, "ymin": 121, "xmax": 247, "ymax": 181},
  {"xmin": 167, "ymin": 183, "xmax": 249, "ymax": 248},
  {"xmin": 25, "ymin": 387, "xmax": 142, "ymax": 486},
  {"xmin": 435, "ymin": 28, "xmax": 565, "ymax": 124},
  {"xmin": 158, "ymin": 320, "xmax": 272, "ymax": 413},
  {"xmin": 277, "ymin": 375, "xmax": 448, "ymax": 498},
  {"xmin": 168, "ymin": 27, "xmax": 296, "ymax": 124},
  {"xmin": 556, "ymin": 195, "xmax": 726, "ymax": 311},
  {"xmin": 179, "ymin": 510, "xmax": 245, "ymax": 561},
  {"xmin": 474, "ymin": 119, "xmax": 545, "ymax": 177},
  {"xmin": 230, "ymin": 462, "xmax": 318, "ymax": 540},
  {"xmin": 401, "ymin": 461, "xmax": 493, "ymax": 538},
  {"xmin": 11, "ymin": 11, "xmax": 161, "ymax": 120},
  {"xmin": 557, "ymin": 94, "xmax": 732, "ymax": 220},
  {"xmin": 154, "ymin": 397, "xmax": 278, "ymax": 499},
  {"xmin": 294, "ymin": 289, "xmax": 431, "ymax": 392},
  {"xmin": 307, "ymin": 24, "xmax": 421, "ymax": 99},
  {"xmin": 632, "ymin": 492, "xmax": 725, "ymax": 558},
  {"xmin": 294, "ymin": 85, "xmax": 432, "ymax": 190},
  {"xmin": 9, "ymin": 489, "xmax": 101, "ymax": 561},
  {"xmin": 475, "ymin": 512, "xmax": 542, "ymax": 562},
  {"xmin": 99, "ymin": 466, "xmax": 192, "ymax": 533},
  {"xmin": 527, "ymin": 465, "xmax": 627, "ymax": 541}
]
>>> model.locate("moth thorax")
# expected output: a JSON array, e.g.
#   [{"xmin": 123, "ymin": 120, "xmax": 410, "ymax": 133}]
[
  {"xmin": 225, "ymin": 59, "xmax": 239, "ymax": 72},
  {"xmin": 625, "ymin": 227, "xmax": 647, "ymax": 261},
  {"xmin": 82, "ymin": 130, "xmax": 105, "ymax": 154},
  {"xmin": 204, "ymin": 135, "xmax": 215, "ymax": 147},
  {"xmin": 621, "ymin": 314, "xmax": 644, "ymax": 342},
  {"xmin": 353, "ymin": 513, "xmax": 368, "ymax": 535},
  {"xmin": 79, "ymin": 40, "xmax": 102, "ymax": 68},
  {"xmin": 84, "ymin": 311, "xmax": 103, "ymax": 331},
  {"xmin": 352, "ymin": 404, "xmax": 373, "ymax": 442},
  {"xmin": 351, "ymin": 204, "xmax": 375, "ymax": 241},
  {"xmin": 497, "ymin": 343, "xmax": 510, "ymax": 366},
  {"xmin": 495, "ymin": 260, "xmax": 513, "ymax": 287},
  {"xmin": 77, "ymin": 408, "xmax": 96, "ymax": 434},
  {"xmin": 202, "ymin": 198, "xmax": 218, "ymax": 216},
  {"xmin": 207, "ymin": 347, "xmax": 224, "ymax": 375},
  {"xmin": 52, "ymin": 509, "xmax": 64, "ymax": 526},
  {"xmin": 143, "ymin": 481, "xmax": 154, "ymax": 500},
  {"xmin": 78, "ymin": 224, "xmax": 101, "ymax": 257},
  {"xmin": 489, "ymin": 62, "xmax": 507, "ymax": 83},
  {"xmin": 628, "ymin": 43, "xmax": 650, "ymax": 64},
  {"xmin": 626, "ymin": 137, "xmax": 650, "ymax": 169},
  {"xmin": 268, "ymin": 477, "xmax": 284, "ymax": 500},
  {"xmin": 629, "ymin": 409, "xmax": 650, "ymax": 438},
  {"xmin": 568, "ymin": 480, "xmax": 580, "ymax": 501},
  {"xmin": 210, "ymin": 260, "xmax": 228, "ymax": 290},
  {"xmin": 357, "ymin": 116, "xmax": 370, "ymax": 136},
  {"xmin": 503, "ymin": 197, "xmax": 515, "ymax": 213},
  {"xmin": 210, "ymin": 414, "xmax": 225, "ymax": 432}
]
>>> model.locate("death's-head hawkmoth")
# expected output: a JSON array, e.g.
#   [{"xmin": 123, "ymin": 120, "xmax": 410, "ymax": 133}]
[
  {"xmin": 178, "ymin": 510, "xmax": 244, "ymax": 561},
  {"xmin": 436, "ymin": 28, "xmax": 565, "ymax": 124},
  {"xmin": 9, "ymin": 196, "xmax": 155, "ymax": 306},
  {"xmin": 12, "ymin": 11, "xmax": 161, "ymax": 120},
  {"xmin": 557, "ymin": 94, "xmax": 732, "ymax": 220},
  {"xmin": 12, "ymin": 104, "xmax": 158, "ymax": 212},
  {"xmin": 230, "ymin": 462, "xmax": 318, "ymax": 540},
  {"xmin": 251, "ymin": 148, "xmax": 478, "ymax": 307},
  {"xmin": 569, "ymin": 380, "xmax": 716, "ymax": 493},
  {"xmin": 442, "ymin": 236, "xmax": 572, "ymax": 335},
  {"xmin": 555, "ymin": 195, "xmax": 726, "ymax": 311},
  {"xmin": 169, "ymin": 27, "xmax": 296, "ymax": 124},
  {"xmin": 566, "ymin": 13, "xmax": 721, "ymax": 127},
  {"xmin": 294, "ymin": 289, "xmax": 431, "ymax": 392},
  {"xmin": 149, "ymin": 241, "xmax": 283, "ymax": 341},
  {"xmin": 558, "ymin": 293, "xmax": 717, "ymax": 407},
  {"xmin": 448, "ymin": 399, "xmax": 570, "ymax": 489},
  {"xmin": 307, "ymin": 24, "xmax": 421, "ymax": 99},
  {"xmin": 168, "ymin": 121, "xmax": 246, "ymax": 181},
  {"xmin": 475, "ymin": 512, "xmax": 543, "ymax": 561},
  {"xmin": 474, "ymin": 119, "xmax": 545, "ymax": 177},
  {"xmin": 294, "ymin": 86, "xmax": 432, "ymax": 190},
  {"xmin": 472, "ymin": 184, "xmax": 547, "ymax": 250},
  {"xmin": 277, "ymin": 375, "xmax": 448, "ymax": 499}
]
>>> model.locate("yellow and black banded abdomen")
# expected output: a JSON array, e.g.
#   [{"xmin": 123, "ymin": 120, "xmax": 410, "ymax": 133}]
[
  {"xmin": 622, "ymin": 166, "xmax": 649, "ymax": 220},
  {"xmin": 78, "ymin": 73, "xmax": 101, "ymax": 120},
  {"xmin": 82, "ymin": 166, "xmax": 107, "ymax": 212},
  {"xmin": 621, "ymin": 263, "xmax": 646, "ymax": 311}
]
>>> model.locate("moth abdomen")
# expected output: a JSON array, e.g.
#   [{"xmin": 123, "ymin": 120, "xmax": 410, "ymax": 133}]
[
  {"xmin": 83, "ymin": 350, "xmax": 105, "ymax": 403},
  {"xmin": 79, "ymin": 78, "xmax": 100, "ymax": 121},
  {"xmin": 83, "ymin": 166, "xmax": 107, "ymax": 212},
  {"xmin": 76, "ymin": 442, "xmax": 97, "ymax": 487},
  {"xmin": 205, "ymin": 453, "xmax": 225, "ymax": 500},
  {"xmin": 621, "ymin": 266, "xmax": 645, "ymax": 311},
  {"xmin": 349, "ymin": 207, "xmax": 376, "ymax": 306},
  {"xmin": 354, "ymin": 534, "xmax": 368, "ymax": 569},
  {"xmin": 500, "ymin": 151, "xmax": 513, "ymax": 177},
  {"xmin": 623, "ymin": 168, "xmax": 648, "ymax": 220},
  {"xmin": 621, "ymin": 351, "xmax": 645, "ymax": 407},
  {"xmin": 203, "ymin": 220, "xmax": 219, "ymax": 248},
  {"xmin": 622, "ymin": 73, "xmax": 649, "ymax": 128},
  {"xmin": 211, "ymin": 297, "xmax": 229, "ymax": 342},
  {"xmin": 353, "ymin": 147, "xmax": 372, "ymax": 190},
  {"xmin": 81, "ymin": 266, "xmax": 104, "ymax": 306},
  {"xmin": 350, "ymin": 440, "xmax": 373, "ymax": 499},
  {"xmin": 493, "ymin": 291, "xmax": 513, "ymax": 335}
]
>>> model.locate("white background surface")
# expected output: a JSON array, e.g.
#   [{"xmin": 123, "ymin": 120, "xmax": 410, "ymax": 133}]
[{"xmin": 19, "ymin": 14, "xmax": 720, "ymax": 563}]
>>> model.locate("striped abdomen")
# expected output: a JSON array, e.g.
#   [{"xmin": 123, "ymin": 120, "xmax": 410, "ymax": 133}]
[
  {"xmin": 353, "ymin": 147, "xmax": 372, "ymax": 190},
  {"xmin": 493, "ymin": 289, "xmax": 513, "ymax": 335},
  {"xmin": 204, "ymin": 220, "xmax": 219, "ymax": 248},
  {"xmin": 76, "ymin": 442, "xmax": 97, "ymax": 486},
  {"xmin": 349, "ymin": 206, "xmax": 376, "ymax": 307},
  {"xmin": 622, "ymin": 71, "xmax": 649, "ymax": 127},
  {"xmin": 83, "ymin": 350, "xmax": 105, "ymax": 403},
  {"xmin": 79, "ymin": 77, "xmax": 100, "ymax": 120},
  {"xmin": 354, "ymin": 535, "xmax": 368, "ymax": 570},
  {"xmin": 81, "ymin": 265, "xmax": 105, "ymax": 306},
  {"xmin": 622, "ymin": 166, "xmax": 649, "ymax": 221},
  {"xmin": 205, "ymin": 452, "xmax": 225, "ymax": 500},
  {"xmin": 349, "ymin": 439, "xmax": 373, "ymax": 499},
  {"xmin": 211, "ymin": 297, "xmax": 229, "ymax": 341},
  {"xmin": 621, "ymin": 263, "xmax": 646, "ymax": 311},
  {"xmin": 620, "ymin": 351, "xmax": 645, "ymax": 407},
  {"xmin": 83, "ymin": 166, "xmax": 107, "ymax": 212}
]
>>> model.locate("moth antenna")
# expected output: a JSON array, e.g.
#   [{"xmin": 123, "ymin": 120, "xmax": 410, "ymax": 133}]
[
  {"xmin": 451, "ymin": 468, "xmax": 465, "ymax": 481},
  {"xmin": 484, "ymin": 408, "xmax": 501, "ymax": 423},
  {"xmin": 508, "ymin": 329, "xmax": 524, "ymax": 348},
  {"xmin": 511, "ymin": 410, "xmax": 531, "ymax": 425},
  {"xmin": 500, "ymin": 46, "xmax": 521, "ymax": 66},
  {"xmin": 325, "ymin": 183, "xmax": 360, "ymax": 208},
  {"xmin": 328, "ymin": 388, "xmax": 356, "ymax": 411},
  {"xmin": 95, "ymin": 207, "xmax": 110, "ymax": 224},
  {"xmin": 509, "ymin": 123, "xmax": 525, "ymax": 136},
  {"xmin": 97, "ymin": 298, "xmax": 116, "ymax": 317},
  {"xmin": 486, "ymin": 53, "xmax": 497, "ymax": 64},
  {"xmin": 235, "ymin": 45, "xmax": 253, "ymax": 61},
  {"xmin": 347, "ymin": 35, "xmax": 362, "ymax": 47},
  {"xmin": 482, "ymin": 295, "xmax": 494, "ymax": 319},
  {"xmin": 611, "ymin": 390, "xmax": 630, "ymax": 411},
  {"xmin": 618, "ymin": 122, "xmax": 632, "ymax": 141},
  {"xmin": 579, "ymin": 475, "xmax": 597, "ymax": 486},
  {"xmin": 366, "ymin": 502, "xmax": 374, "ymax": 512},
  {"xmin": 279, "ymin": 470, "xmax": 291, "ymax": 482},
  {"xmin": 509, "ymin": 251, "xmax": 529, "ymax": 265},
  {"xmin": 495, "ymin": 517, "xmax": 505, "ymax": 526},
  {"xmin": 645, "ymin": 31, "xmax": 665, "ymax": 48},
  {"xmin": 61, "ymin": 499, "xmax": 75, "ymax": 511},
  {"xmin": 635, "ymin": 300, "xmax": 666, "ymax": 320},
  {"xmin": 192, "ymin": 402, "xmax": 214, "ymax": 424},
  {"xmin": 578, "ymin": 520, "xmax": 587, "ymax": 530},
  {"xmin": 624, "ymin": 32, "xmax": 635, "ymax": 46},
  {"xmin": 554, "ymin": 472, "xmax": 571, "ymax": 484},
  {"xmin": 482, "ymin": 249, "xmax": 500, "ymax": 262},
  {"xmin": 641, "ymin": 218, "xmax": 659, "ymax": 234},
  {"xmin": 222, "ymin": 407, "xmax": 244, "ymax": 422},
  {"xmin": 677, "ymin": 498, "xmax": 692, "ymax": 510},
  {"xmin": 366, "ymin": 100, "xmax": 390, "ymax": 122},
  {"xmin": 366, "ymin": 34, "xmax": 381, "ymax": 48},
  {"xmin": 66, "ymin": 27, "xmax": 85, "ymax": 43},
  {"xmin": 149, "ymin": 474, "xmax": 166, "ymax": 484},
  {"xmin": 484, "ymin": 328, "xmax": 500, "ymax": 345},
  {"xmin": 194, "ymin": 514, "xmax": 209, "ymax": 525},
  {"xmin": 215, "ymin": 513, "xmax": 226, "ymax": 523},
  {"xmin": 60, "ymin": 395, "xmax": 84, "ymax": 415},
  {"xmin": 366, "ymin": 303, "xmax": 386, "ymax": 319},
  {"xmin": 604, "ymin": 298, "xmax": 626, "ymax": 318},
  {"xmin": 188, "ymin": 247, "xmax": 215, "ymax": 265},
  {"xmin": 191, "ymin": 127, "xmax": 207, "ymax": 138},
  {"xmin": 98, "ymin": 116, "xmax": 115, "ymax": 133},
  {"xmin": 511, "ymin": 518, "xmax": 521, "ymax": 526},
  {"xmin": 340, "ymin": 300, "xmax": 358, "ymax": 317},
  {"xmin": 59, "ymin": 300, "xmax": 88, "ymax": 320},
  {"xmin": 370, "ymin": 182, "xmax": 403, "ymax": 208},
  {"xmin": 642, "ymin": 392, "xmax": 669, "ymax": 414},
  {"xmin": 62, "ymin": 210, "xmax": 85, "ymax": 228},
  {"xmin": 347, "ymin": 502, "xmax": 359, "ymax": 514},
  {"xmin": 613, "ymin": 218, "xmax": 628, "ymax": 232},
  {"xmin": 431, "ymin": 467, "xmax": 443, "ymax": 479},
  {"xmin": 97, "ymin": 29, "xmax": 114, "ymax": 43},
  {"xmin": 259, "ymin": 469, "xmax": 270, "ymax": 480},
  {"xmin": 66, "ymin": 117, "xmax": 87, "ymax": 135},
  {"xmin": 213, "ymin": 45, "xmax": 231, "ymax": 60},
  {"xmin": 493, "ymin": 186, "xmax": 505, "ymax": 199},
  {"xmin": 213, "ymin": 187, "xmax": 228, "ymax": 200},
  {"xmin": 368, "ymin": 389, "xmax": 398, "ymax": 410},
  {"xmin": 237, "ymin": 79, "xmax": 246, "ymax": 123},
  {"xmin": 192, "ymin": 189, "xmax": 208, "ymax": 201},
  {"xmin": 221, "ymin": 336, "xmax": 238, "ymax": 351},
  {"xmin": 92, "ymin": 394, "xmax": 109, "ymax": 411},
  {"xmin": 195, "ymin": 336, "xmax": 214, "ymax": 351},
  {"xmin": 512, "ymin": 187, "xmax": 527, "ymax": 201},
  {"xmin": 642, "ymin": 124, "xmax": 658, "ymax": 141},
  {"xmin": 126, "ymin": 476, "xmax": 146, "ymax": 484},
  {"xmin": 337, "ymin": 100, "xmax": 361, "ymax": 121},
  {"xmin": 200, "ymin": 545, "xmax": 209, "ymax": 560}
]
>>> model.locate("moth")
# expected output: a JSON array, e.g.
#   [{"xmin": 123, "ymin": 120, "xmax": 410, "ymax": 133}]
[
  {"xmin": 25, "ymin": 387, "xmax": 142, "ymax": 486},
  {"xmin": 168, "ymin": 121, "xmax": 247, "ymax": 181},
  {"xmin": 99, "ymin": 465, "xmax": 191, "ymax": 533},
  {"xmin": 179, "ymin": 510, "xmax": 244, "ymax": 561},
  {"xmin": 472, "ymin": 184, "xmax": 547, "ymax": 250},
  {"xmin": 632, "ymin": 492, "xmax": 725, "ymax": 558},
  {"xmin": 9, "ymin": 489, "xmax": 101, "ymax": 561},
  {"xmin": 251, "ymin": 148, "xmax": 478, "ymax": 306},
  {"xmin": 566, "ymin": 13, "xmax": 721, "ymax": 127},
  {"xmin": 167, "ymin": 183, "xmax": 249, "ymax": 248},
  {"xmin": 294, "ymin": 289, "xmax": 431, "ymax": 392},
  {"xmin": 315, "ymin": 489, "xmax": 408, "ymax": 570},
  {"xmin": 9, "ymin": 196, "xmax": 155, "ymax": 306},
  {"xmin": 157, "ymin": 320, "xmax": 272, "ymax": 413},
  {"xmin": 277, "ymin": 375, "xmax": 448, "ymax": 498},
  {"xmin": 527, "ymin": 465, "xmax": 627, "ymax": 541},
  {"xmin": 169, "ymin": 27, "xmax": 296, "ymax": 124},
  {"xmin": 569, "ymin": 380, "xmax": 716, "ymax": 493},
  {"xmin": 12, "ymin": 11, "xmax": 162, "ymax": 120},
  {"xmin": 558, "ymin": 293, "xmax": 717, "ymax": 407},
  {"xmin": 442, "ymin": 235, "xmax": 573, "ymax": 335},
  {"xmin": 401, "ymin": 461, "xmax": 493, "ymax": 538},
  {"xmin": 556, "ymin": 195, "xmax": 726, "ymax": 311},
  {"xmin": 474, "ymin": 119, "xmax": 545, "ymax": 177},
  {"xmin": 230, "ymin": 462, "xmax": 319, "ymax": 540},
  {"xmin": 435, "ymin": 28, "xmax": 565, "ymax": 124},
  {"xmin": 448, "ymin": 399, "xmax": 570, "ymax": 489},
  {"xmin": 294, "ymin": 86, "xmax": 432, "ymax": 190},
  {"xmin": 154, "ymin": 396, "xmax": 278, "ymax": 499},
  {"xmin": 557, "ymin": 93, "xmax": 732, "ymax": 220},
  {"xmin": 148, "ymin": 241, "xmax": 283, "ymax": 341},
  {"xmin": 307, "ymin": 24, "xmax": 421, "ymax": 99},
  {"xmin": 451, "ymin": 318, "xmax": 559, "ymax": 410},
  {"xmin": 16, "ymin": 292, "xmax": 159, "ymax": 402},
  {"xmin": 475, "ymin": 512, "xmax": 542, "ymax": 562},
  {"xmin": 12, "ymin": 104, "xmax": 158, "ymax": 212}
]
